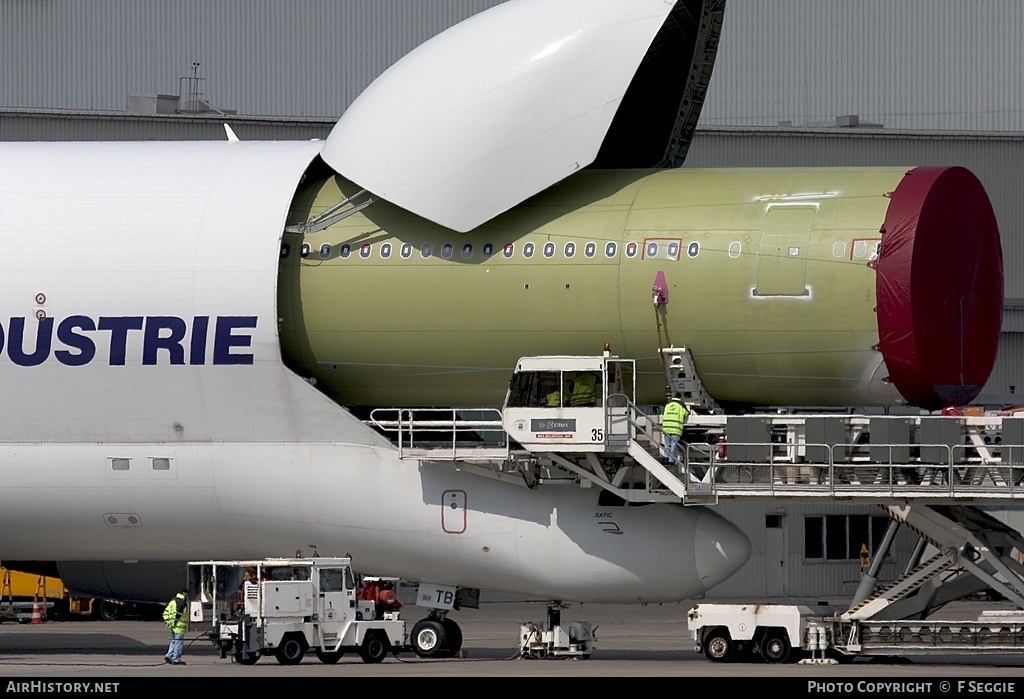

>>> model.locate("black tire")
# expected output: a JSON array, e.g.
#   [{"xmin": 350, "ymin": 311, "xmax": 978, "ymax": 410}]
[
  {"xmin": 360, "ymin": 632, "xmax": 389, "ymax": 664},
  {"xmin": 234, "ymin": 650, "xmax": 261, "ymax": 665},
  {"xmin": 703, "ymin": 628, "xmax": 734, "ymax": 662},
  {"xmin": 97, "ymin": 600, "xmax": 124, "ymax": 621},
  {"xmin": 760, "ymin": 630, "xmax": 791, "ymax": 664},
  {"xmin": 275, "ymin": 635, "xmax": 306, "ymax": 665},
  {"xmin": 441, "ymin": 618, "xmax": 463, "ymax": 656},
  {"xmin": 315, "ymin": 649, "xmax": 343, "ymax": 664},
  {"xmin": 411, "ymin": 619, "xmax": 446, "ymax": 658}
]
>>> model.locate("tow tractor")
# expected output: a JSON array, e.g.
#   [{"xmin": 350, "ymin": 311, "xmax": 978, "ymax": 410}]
[{"xmin": 187, "ymin": 557, "xmax": 410, "ymax": 665}]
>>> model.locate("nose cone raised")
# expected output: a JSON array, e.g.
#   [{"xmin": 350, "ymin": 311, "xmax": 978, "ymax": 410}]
[{"xmin": 694, "ymin": 509, "xmax": 751, "ymax": 592}]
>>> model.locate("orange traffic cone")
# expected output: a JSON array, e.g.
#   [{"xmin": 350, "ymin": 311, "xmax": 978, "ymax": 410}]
[{"xmin": 30, "ymin": 596, "xmax": 43, "ymax": 624}]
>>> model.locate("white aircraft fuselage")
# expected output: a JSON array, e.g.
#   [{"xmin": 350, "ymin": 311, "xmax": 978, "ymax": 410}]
[{"xmin": 0, "ymin": 141, "xmax": 749, "ymax": 602}]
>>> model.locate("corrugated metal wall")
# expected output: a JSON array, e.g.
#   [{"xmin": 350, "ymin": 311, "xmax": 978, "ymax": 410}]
[
  {"xmin": 703, "ymin": 0, "xmax": 1024, "ymax": 131},
  {"xmin": 704, "ymin": 503, "xmax": 918, "ymax": 600},
  {"xmin": 4, "ymin": 1, "xmax": 1022, "ymax": 130},
  {"xmin": 0, "ymin": 0, "xmax": 504, "ymax": 117}
]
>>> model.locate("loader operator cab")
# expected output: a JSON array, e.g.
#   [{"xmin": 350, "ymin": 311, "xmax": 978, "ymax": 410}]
[{"xmin": 502, "ymin": 352, "xmax": 635, "ymax": 452}]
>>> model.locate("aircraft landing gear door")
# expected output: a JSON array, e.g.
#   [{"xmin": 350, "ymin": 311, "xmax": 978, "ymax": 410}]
[{"xmin": 442, "ymin": 490, "xmax": 467, "ymax": 534}]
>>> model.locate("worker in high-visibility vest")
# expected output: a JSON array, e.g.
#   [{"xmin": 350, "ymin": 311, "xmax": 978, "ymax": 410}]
[
  {"xmin": 661, "ymin": 393, "xmax": 689, "ymax": 463},
  {"xmin": 569, "ymin": 372, "xmax": 597, "ymax": 406},
  {"xmin": 162, "ymin": 589, "xmax": 189, "ymax": 665}
]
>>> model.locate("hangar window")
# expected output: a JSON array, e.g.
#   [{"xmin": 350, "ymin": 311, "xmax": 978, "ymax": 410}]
[
  {"xmin": 380, "ymin": 243, "xmax": 392, "ymax": 259},
  {"xmin": 804, "ymin": 515, "xmax": 891, "ymax": 560},
  {"xmin": 340, "ymin": 244, "xmax": 351, "ymax": 259},
  {"xmin": 482, "ymin": 243, "xmax": 494, "ymax": 259},
  {"xmin": 442, "ymin": 243, "xmax": 454, "ymax": 259},
  {"xmin": 462, "ymin": 243, "xmax": 473, "ymax": 259},
  {"xmin": 280, "ymin": 243, "xmax": 290, "ymax": 258},
  {"xmin": 401, "ymin": 243, "xmax": 412, "ymax": 259},
  {"xmin": 584, "ymin": 242, "xmax": 596, "ymax": 258},
  {"xmin": 421, "ymin": 243, "xmax": 433, "ymax": 259},
  {"xmin": 360, "ymin": 244, "xmax": 371, "ymax": 259},
  {"xmin": 625, "ymin": 242, "xmax": 638, "ymax": 259},
  {"xmin": 564, "ymin": 242, "xmax": 576, "ymax": 258},
  {"xmin": 605, "ymin": 242, "xmax": 617, "ymax": 258},
  {"xmin": 300, "ymin": 243, "xmax": 311, "ymax": 259},
  {"xmin": 523, "ymin": 243, "xmax": 535, "ymax": 259},
  {"xmin": 319, "ymin": 243, "xmax": 331, "ymax": 259},
  {"xmin": 543, "ymin": 242, "xmax": 555, "ymax": 258}
]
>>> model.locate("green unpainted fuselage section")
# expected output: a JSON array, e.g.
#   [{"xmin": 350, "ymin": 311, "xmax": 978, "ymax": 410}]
[{"xmin": 278, "ymin": 167, "xmax": 907, "ymax": 409}]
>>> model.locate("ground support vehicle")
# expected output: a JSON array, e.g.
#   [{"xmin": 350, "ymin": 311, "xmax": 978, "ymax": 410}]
[
  {"xmin": 689, "ymin": 496, "xmax": 1024, "ymax": 663},
  {"xmin": 688, "ymin": 603, "xmax": 1024, "ymax": 664},
  {"xmin": 188, "ymin": 558, "xmax": 410, "ymax": 665},
  {"xmin": 519, "ymin": 605, "xmax": 595, "ymax": 659}
]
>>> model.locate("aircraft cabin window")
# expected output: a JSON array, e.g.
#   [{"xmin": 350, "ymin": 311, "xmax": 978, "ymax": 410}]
[
  {"xmin": 543, "ymin": 242, "xmax": 555, "ymax": 258},
  {"xmin": 280, "ymin": 243, "xmax": 290, "ymax": 258},
  {"xmin": 482, "ymin": 243, "xmax": 494, "ymax": 259},
  {"xmin": 152, "ymin": 458, "xmax": 171, "ymax": 471},
  {"xmin": 300, "ymin": 243, "xmax": 311, "ymax": 259},
  {"xmin": 687, "ymin": 242, "xmax": 700, "ymax": 258},
  {"xmin": 381, "ymin": 243, "xmax": 392, "ymax": 259},
  {"xmin": 401, "ymin": 243, "xmax": 413, "ymax": 259},
  {"xmin": 340, "ymin": 244, "xmax": 351, "ymax": 259},
  {"xmin": 667, "ymin": 242, "xmax": 680, "ymax": 259},
  {"xmin": 564, "ymin": 242, "xmax": 576, "ymax": 258},
  {"xmin": 646, "ymin": 242, "xmax": 659, "ymax": 258},
  {"xmin": 462, "ymin": 243, "xmax": 473, "ymax": 259},
  {"xmin": 360, "ymin": 244, "xmax": 371, "ymax": 259},
  {"xmin": 729, "ymin": 241, "xmax": 742, "ymax": 259},
  {"xmin": 319, "ymin": 243, "xmax": 331, "ymax": 259},
  {"xmin": 111, "ymin": 458, "xmax": 130, "ymax": 471},
  {"xmin": 832, "ymin": 241, "xmax": 846, "ymax": 258},
  {"xmin": 442, "ymin": 243, "xmax": 454, "ymax": 259},
  {"xmin": 523, "ymin": 243, "xmax": 535, "ymax": 259},
  {"xmin": 421, "ymin": 243, "xmax": 433, "ymax": 259},
  {"xmin": 503, "ymin": 243, "xmax": 514, "ymax": 258},
  {"xmin": 605, "ymin": 242, "xmax": 617, "ymax": 258},
  {"xmin": 584, "ymin": 242, "xmax": 596, "ymax": 258},
  {"xmin": 625, "ymin": 242, "xmax": 638, "ymax": 258}
]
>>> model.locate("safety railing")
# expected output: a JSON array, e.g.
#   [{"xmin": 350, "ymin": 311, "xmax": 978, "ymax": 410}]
[
  {"xmin": 368, "ymin": 408, "xmax": 507, "ymax": 461},
  {"xmin": 683, "ymin": 441, "xmax": 1024, "ymax": 500}
]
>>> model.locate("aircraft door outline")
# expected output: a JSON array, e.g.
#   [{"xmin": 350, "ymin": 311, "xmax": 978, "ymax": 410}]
[
  {"xmin": 754, "ymin": 205, "xmax": 815, "ymax": 297},
  {"xmin": 441, "ymin": 489, "xmax": 467, "ymax": 534}
]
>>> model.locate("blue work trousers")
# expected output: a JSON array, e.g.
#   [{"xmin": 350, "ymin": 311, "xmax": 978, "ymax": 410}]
[{"xmin": 166, "ymin": 632, "xmax": 184, "ymax": 663}]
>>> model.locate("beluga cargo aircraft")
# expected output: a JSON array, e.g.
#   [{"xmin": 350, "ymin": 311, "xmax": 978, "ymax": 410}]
[{"xmin": 0, "ymin": 0, "xmax": 1002, "ymax": 661}]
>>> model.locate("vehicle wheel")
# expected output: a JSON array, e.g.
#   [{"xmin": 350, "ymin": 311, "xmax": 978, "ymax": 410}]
[
  {"xmin": 275, "ymin": 635, "xmax": 306, "ymax": 665},
  {"xmin": 97, "ymin": 600, "xmax": 124, "ymax": 622},
  {"xmin": 761, "ymin": 631, "xmax": 791, "ymax": 664},
  {"xmin": 411, "ymin": 619, "xmax": 446, "ymax": 658},
  {"xmin": 441, "ymin": 618, "xmax": 463, "ymax": 656},
  {"xmin": 703, "ymin": 628, "xmax": 734, "ymax": 662},
  {"xmin": 234, "ymin": 650, "xmax": 261, "ymax": 665},
  {"xmin": 359, "ymin": 632, "xmax": 389, "ymax": 664},
  {"xmin": 315, "ymin": 649, "xmax": 343, "ymax": 664}
]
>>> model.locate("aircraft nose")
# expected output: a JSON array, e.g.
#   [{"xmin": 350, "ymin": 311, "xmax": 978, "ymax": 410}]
[{"xmin": 694, "ymin": 509, "xmax": 751, "ymax": 592}]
